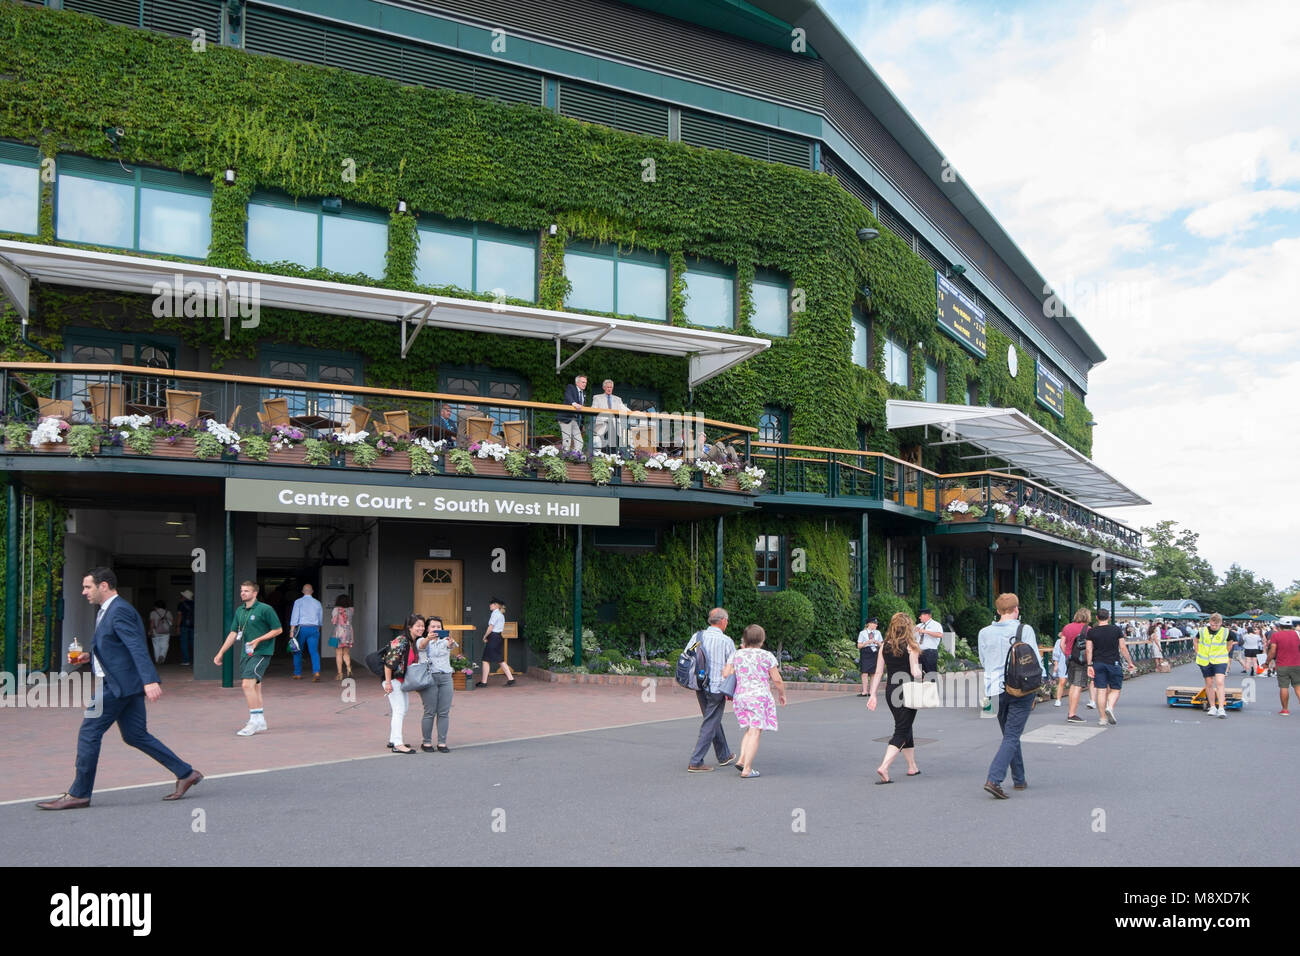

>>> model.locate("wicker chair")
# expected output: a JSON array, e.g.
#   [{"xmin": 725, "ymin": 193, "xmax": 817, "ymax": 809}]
[
  {"xmin": 165, "ymin": 389, "xmax": 203, "ymax": 426},
  {"xmin": 88, "ymin": 383, "xmax": 124, "ymax": 423}
]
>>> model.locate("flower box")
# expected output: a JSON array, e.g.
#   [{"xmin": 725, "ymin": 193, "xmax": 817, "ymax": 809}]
[
  {"xmin": 473, "ymin": 457, "xmax": 510, "ymax": 478},
  {"xmin": 269, "ymin": 446, "xmax": 311, "ymax": 466},
  {"xmin": 362, "ymin": 451, "xmax": 411, "ymax": 472},
  {"xmin": 149, "ymin": 437, "xmax": 197, "ymax": 459},
  {"xmin": 639, "ymin": 470, "xmax": 678, "ymax": 487},
  {"xmin": 568, "ymin": 463, "xmax": 593, "ymax": 483}
]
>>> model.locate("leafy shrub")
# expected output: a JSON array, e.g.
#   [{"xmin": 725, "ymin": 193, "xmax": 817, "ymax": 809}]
[
  {"xmin": 866, "ymin": 593, "xmax": 915, "ymax": 631},
  {"xmin": 756, "ymin": 589, "xmax": 816, "ymax": 659},
  {"xmin": 956, "ymin": 605, "xmax": 995, "ymax": 644},
  {"xmin": 800, "ymin": 653, "xmax": 827, "ymax": 675}
]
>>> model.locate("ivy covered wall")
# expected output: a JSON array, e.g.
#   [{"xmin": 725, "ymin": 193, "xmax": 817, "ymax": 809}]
[{"xmin": 0, "ymin": 4, "xmax": 1102, "ymax": 653}]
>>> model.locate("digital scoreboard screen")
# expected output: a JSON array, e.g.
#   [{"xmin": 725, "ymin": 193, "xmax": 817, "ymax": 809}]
[
  {"xmin": 1035, "ymin": 360, "xmax": 1066, "ymax": 418},
  {"xmin": 935, "ymin": 272, "xmax": 987, "ymax": 357}
]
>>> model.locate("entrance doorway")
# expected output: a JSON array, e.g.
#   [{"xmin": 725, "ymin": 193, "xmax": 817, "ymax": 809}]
[{"xmin": 413, "ymin": 560, "xmax": 463, "ymax": 627}]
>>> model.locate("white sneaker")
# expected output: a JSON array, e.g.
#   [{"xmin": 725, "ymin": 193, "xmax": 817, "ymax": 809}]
[
  {"xmin": 1054, "ymin": 699, "xmax": 1062, "ymax": 707},
  {"xmin": 1098, "ymin": 717, "xmax": 1108, "ymax": 726},
  {"xmin": 1106, "ymin": 708, "xmax": 1117, "ymax": 725},
  {"xmin": 1217, "ymin": 707, "xmax": 1228, "ymax": 719},
  {"xmin": 253, "ymin": 715, "xmax": 268, "ymax": 733},
  {"xmin": 1086, "ymin": 701, "xmax": 1096, "ymax": 709},
  {"xmin": 236, "ymin": 721, "xmax": 258, "ymax": 736}
]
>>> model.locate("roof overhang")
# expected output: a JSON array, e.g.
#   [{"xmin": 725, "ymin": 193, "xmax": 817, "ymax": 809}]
[
  {"xmin": 0, "ymin": 241, "xmax": 769, "ymax": 389},
  {"xmin": 886, "ymin": 399, "xmax": 1148, "ymax": 508}
]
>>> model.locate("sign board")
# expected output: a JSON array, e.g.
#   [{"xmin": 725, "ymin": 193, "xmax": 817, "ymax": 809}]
[
  {"xmin": 935, "ymin": 272, "xmax": 987, "ymax": 358},
  {"xmin": 225, "ymin": 478, "xmax": 620, "ymax": 526},
  {"xmin": 1035, "ymin": 360, "xmax": 1066, "ymax": 418}
]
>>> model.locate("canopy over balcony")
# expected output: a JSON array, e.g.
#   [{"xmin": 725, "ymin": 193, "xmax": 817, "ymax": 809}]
[
  {"xmin": 0, "ymin": 240, "xmax": 769, "ymax": 389},
  {"xmin": 885, "ymin": 399, "xmax": 1149, "ymax": 508}
]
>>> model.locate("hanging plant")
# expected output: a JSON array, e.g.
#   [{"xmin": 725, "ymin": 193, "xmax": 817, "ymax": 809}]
[
  {"xmin": 672, "ymin": 463, "xmax": 694, "ymax": 489},
  {"xmin": 504, "ymin": 448, "xmax": 529, "ymax": 478},
  {"xmin": 66, "ymin": 424, "xmax": 98, "ymax": 459},
  {"xmin": 5, "ymin": 422, "xmax": 32, "ymax": 451},
  {"xmin": 303, "ymin": 438, "xmax": 331, "ymax": 466},
  {"xmin": 351, "ymin": 442, "xmax": 379, "ymax": 468},
  {"xmin": 447, "ymin": 447, "xmax": 476, "ymax": 475},
  {"xmin": 409, "ymin": 445, "xmax": 434, "ymax": 475},
  {"xmin": 242, "ymin": 434, "xmax": 270, "ymax": 461},
  {"xmin": 125, "ymin": 426, "xmax": 155, "ymax": 455}
]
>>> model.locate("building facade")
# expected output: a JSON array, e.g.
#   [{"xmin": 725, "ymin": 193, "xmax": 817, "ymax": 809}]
[{"xmin": 0, "ymin": 0, "xmax": 1144, "ymax": 680}]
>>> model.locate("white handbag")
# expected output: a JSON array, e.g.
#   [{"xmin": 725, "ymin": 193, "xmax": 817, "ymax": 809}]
[{"xmin": 901, "ymin": 678, "xmax": 941, "ymax": 709}]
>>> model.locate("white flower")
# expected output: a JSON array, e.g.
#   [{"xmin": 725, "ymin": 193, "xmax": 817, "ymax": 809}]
[
  {"xmin": 110, "ymin": 414, "xmax": 153, "ymax": 429},
  {"xmin": 694, "ymin": 458, "xmax": 724, "ymax": 478},
  {"xmin": 203, "ymin": 419, "xmax": 241, "ymax": 447},
  {"xmin": 536, "ymin": 445, "xmax": 560, "ymax": 458},
  {"xmin": 333, "ymin": 430, "xmax": 369, "ymax": 446},
  {"xmin": 30, "ymin": 418, "xmax": 65, "ymax": 446},
  {"xmin": 475, "ymin": 441, "xmax": 510, "ymax": 461},
  {"xmin": 411, "ymin": 437, "xmax": 446, "ymax": 457},
  {"xmin": 946, "ymin": 499, "xmax": 970, "ymax": 514},
  {"xmin": 991, "ymin": 502, "xmax": 1011, "ymax": 518},
  {"xmin": 593, "ymin": 451, "xmax": 623, "ymax": 466}
]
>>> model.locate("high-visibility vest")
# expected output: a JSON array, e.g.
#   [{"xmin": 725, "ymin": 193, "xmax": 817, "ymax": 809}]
[{"xmin": 1195, "ymin": 627, "xmax": 1231, "ymax": 665}]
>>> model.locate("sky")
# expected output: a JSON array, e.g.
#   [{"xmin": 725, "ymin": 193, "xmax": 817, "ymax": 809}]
[{"xmin": 821, "ymin": 0, "xmax": 1300, "ymax": 593}]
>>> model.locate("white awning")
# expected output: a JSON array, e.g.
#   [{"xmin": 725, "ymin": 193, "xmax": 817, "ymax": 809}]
[
  {"xmin": 0, "ymin": 240, "xmax": 769, "ymax": 388},
  {"xmin": 886, "ymin": 400, "xmax": 1149, "ymax": 507}
]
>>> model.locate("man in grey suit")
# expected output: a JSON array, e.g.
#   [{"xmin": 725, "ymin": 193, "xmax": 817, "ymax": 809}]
[
  {"xmin": 37, "ymin": 567, "xmax": 202, "ymax": 810},
  {"xmin": 591, "ymin": 379, "xmax": 628, "ymax": 452}
]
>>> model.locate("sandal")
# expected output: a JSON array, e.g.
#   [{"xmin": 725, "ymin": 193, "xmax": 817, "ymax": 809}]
[
  {"xmin": 740, "ymin": 769, "xmax": 760, "ymax": 778},
  {"xmin": 437, "ymin": 745, "xmax": 450, "ymax": 753},
  {"xmin": 907, "ymin": 770, "xmax": 922, "ymax": 777},
  {"xmin": 392, "ymin": 745, "xmax": 416, "ymax": 754},
  {"xmin": 421, "ymin": 743, "xmax": 435, "ymax": 753},
  {"xmin": 874, "ymin": 770, "xmax": 892, "ymax": 785}
]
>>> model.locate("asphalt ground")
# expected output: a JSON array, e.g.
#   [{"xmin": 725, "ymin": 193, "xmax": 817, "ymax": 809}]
[{"xmin": 2, "ymin": 659, "xmax": 1292, "ymax": 868}]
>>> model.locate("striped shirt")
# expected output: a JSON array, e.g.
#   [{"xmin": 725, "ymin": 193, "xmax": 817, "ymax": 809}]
[{"xmin": 698, "ymin": 625, "xmax": 737, "ymax": 694}]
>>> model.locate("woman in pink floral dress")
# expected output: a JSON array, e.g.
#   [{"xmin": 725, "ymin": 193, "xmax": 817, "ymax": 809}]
[{"xmin": 722, "ymin": 624, "xmax": 787, "ymax": 778}]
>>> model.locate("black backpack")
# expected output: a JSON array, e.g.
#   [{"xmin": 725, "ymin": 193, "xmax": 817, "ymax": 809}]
[
  {"xmin": 675, "ymin": 631, "xmax": 709, "ymax": 691},
  {"xmin": 1003, "ymin": 623, "xmax": 1044, "ymax": 698},
  {"xmin": 1069, "ymin": 625, "xmax": 1090, "ymax": 666}
]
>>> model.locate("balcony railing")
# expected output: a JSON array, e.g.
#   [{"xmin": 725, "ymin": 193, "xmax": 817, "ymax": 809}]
[{"xmin": 1, "ymin": 362, "xmax": 1143, "ymax": 556}]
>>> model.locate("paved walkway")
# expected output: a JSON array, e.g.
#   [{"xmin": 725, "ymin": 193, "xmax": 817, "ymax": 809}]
[{"xmin": 1, "ymin": 662, "xmax": 841, "ymax": 803}]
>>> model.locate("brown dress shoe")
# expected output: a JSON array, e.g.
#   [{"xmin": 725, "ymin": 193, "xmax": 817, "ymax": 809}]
[
  {"xmin": 37, "ymin": 793, "xmax": 91, "ymax": 810},
  {"xmin": 163, "ymin": 770, "xmax": 203, "ymax": 801}
]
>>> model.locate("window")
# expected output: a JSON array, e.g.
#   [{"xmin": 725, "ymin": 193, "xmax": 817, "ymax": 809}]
[
  {"xmin": 962, "ymin": 557, "xmax": 978, "ymax": 599},
  {"xmin": 681, "ymin": 256, "xmax": 734, "ymax": 328},
  {"xmin": 63, "ymin": 331, "xmax": 180, "ymax": 422},
  {"xmin": 565, "ymin": 242, "xmax": 667, "ymax": 320},
  {"xmin": 924, "ymin": 359, "xmax": 940, "ymax": 403},
  {"xmin": 415, "ymin": 218, "xmax": 537, "ymax": 301},
  {"xmin": 261, "ymin": 348, "xmax": 362, "ymax": 423},
  {"xmin": 750, "ymin": 269, "xmax": 789, "ymax": 337},
  {"xmin": 619, "ymin": 385, "xmax": 661, "ymax": 414},
  {"xmin": 247, "ymin": 193, "xmax": 387, "ymax": 278},
  {"xmin": 852, "ymin": 308, "xmax": 870, "ymax": 369},
  {"xmin": 755, "ymin": 534, "xmax": 784, "ymax": 589},
  {"xmin": 928, "ymin": 551, "xmax": 943, "ymax": 599},
  {"xmin": 889, "ymin": 542, "xmax": 907, "ymax": 595},
  {"xmin": 757, "ymin": 406, "xmax": 788, "ymax": 444},
  {"xmin": 849, "ymin": 539, "xmax": 861, "ymax": 593},
  {"xmin": 883, "ymin": 335, "xmax": 910, "ymax": 388},
  {"xmin": 55, "ymin": 157, "xmax": 211, "ymax": 258},
  {"xmin": 438, "ymin": 366, "xmax": 531, "ymax": 431},
  {"xmin": 0, "ymin": 142, "xmax": 40, "ymax": 236},
  {"xmin": 966, "ymin": 380, "xmax": 979, "ymax": 406},
  {"xmin": 1036, "ymin": 565, "xmax": 1046, "ymax": 601}
]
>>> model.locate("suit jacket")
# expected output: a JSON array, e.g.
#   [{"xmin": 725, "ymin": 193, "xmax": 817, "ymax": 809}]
[
  {"xmin": 91, "ymin": 596, "xmax": 160, "ymax": 698},
  {"xmin": 559, "ymin": 383, "xmax": 586, "ymax": 423}
]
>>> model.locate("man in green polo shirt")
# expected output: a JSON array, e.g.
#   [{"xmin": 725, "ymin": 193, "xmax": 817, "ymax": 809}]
[{"xmin": 214, "ymin": 580, "xmax": 282, "ymax": 736}]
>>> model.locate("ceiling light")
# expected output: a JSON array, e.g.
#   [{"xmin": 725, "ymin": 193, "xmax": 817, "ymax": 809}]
[{"xmin": 165, "ymin": 513, "xmax": 183, "ymax": 526}]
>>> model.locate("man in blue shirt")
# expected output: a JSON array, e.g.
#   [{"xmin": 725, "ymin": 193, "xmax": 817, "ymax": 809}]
[
  {"xmin": 686, "ymin": 608, "xmax": 738, "ymax": 773},
  {"xmin": 290, "ymin": 582, "xmax": 324, "ymax": 681},
  {"xmin": 978, "ymin": 593, "xmax": 1046, "ymax": 798}
]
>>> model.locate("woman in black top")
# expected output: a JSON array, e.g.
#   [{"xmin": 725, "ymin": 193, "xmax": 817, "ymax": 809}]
[{"xmin": 866, "ymin": 612, "xmax": 924, "ymax": 783}]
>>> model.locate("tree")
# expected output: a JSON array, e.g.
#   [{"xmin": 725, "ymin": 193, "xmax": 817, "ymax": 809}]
[
  {"xmin": 1138, "ymin": 521, "xmax": 1216, "ymax": 606},
  {"xmin": 1209, "ymin": 564, "xmax": 1280, "ymax": 616}
]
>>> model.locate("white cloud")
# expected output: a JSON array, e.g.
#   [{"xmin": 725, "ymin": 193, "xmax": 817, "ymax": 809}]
[{"xmin": 1183, "ymin": 189, "xmax": 1300, "ymax": 238}]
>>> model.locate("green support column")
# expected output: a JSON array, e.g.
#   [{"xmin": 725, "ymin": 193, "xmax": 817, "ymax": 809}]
[
  {"xmin": 1069, "ymin": 567, "xmax": 1076, "ymax": 611},
  {"xmin": 1011, "ymin": 554, "xmax": 1019, "ymax": 595},
  {"xmin": 222, "ymin": 509, "xmax": 234, "ymax": 688},
  {"xmin": 573, "ymin": 525, "xmax": 583, "ymax": 667},
  {"xmin": 858, "ymin": 512, "xmax": 869, "ymax": 628},
  {"xmin": 919, "ymin": 534, "xmax": 928, "ymax": 610},
  {"xmin": 986, "ymin": 550, "xmax": 994, "ymax": 612},
  {"xmin": 4, "ymin": 481, "xmax": 18, "ymax": 679},
  {"xmin": 1109, "ymin": 567, "xmax": 1116, "ymax": 622},
  {"xmin": 1095, "ymin": 573, "xmax": 1102, "ymax": 614},
  {"xmin": 714, "ymin": 516, "xmax": 724, "ymax": 608},
  {"xmin": 43, "ymin": 506, "xmax": 55, "ymax": 671},
  {"xmin": 1052, "ymin": 563, "xmax": 1059, "ymax": 640}
]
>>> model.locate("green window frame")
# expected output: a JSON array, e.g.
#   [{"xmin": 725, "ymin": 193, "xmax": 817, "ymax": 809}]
[
  {"xmin": 438, "ymin": 365, "xmax": 532, "ymax": 432},
  {"xmin": 852, "ymin": 307, "xmax": 870, "ymax": 369},
  {"xmin": 618, "ymin": 385, "xmax": 661, "ymax": 414},
  {"xmin": 54, "ymin": 155, "xmax": 212, "ymax": 258},
  {"xmin": 415, "ymin": 217, "xmax": 538, "ymax": 302},
  {"xmin": 966, "ymin": 380, "xmax": 979, "ymax": 406},
  {"xmin": 246, "ymin": 192, "xmax": 388, "ymax": 278},
  {"xmin": 758, "ymin": 406, "xmax": 788, "ymax": 444},
  {"xmin": 261, "ymin": 346, "xmax": 363, "ymax": 421},
  {"xmin": 680, "ymin": 256, "xmax": 735, "ymax": 329},
  {"xmin": 750, "ymin": 268, "xmax": 790, "ymax": 337},
  {"xmin": 1036, "ymin": 565, "xmax": 1046, "ymax": 601},
  {"xmin": 63, "ymin": 329, "xmax": 181, "ymax": 422},
  {"xmin": 883, "ymin": 334, "xmax": 910, "ymax": 388},
  {"xmin": 889, "ymin": 542, "xmax": 907, "ymax": 595},
  {"xmin": 564, "ymin": 242, "xmax": 668, "ymax": 321},
  {"xmin": 929, "ymin": 551, "xmax": 943, "ymax": 599},
  {"xmin": 962, "ymin": 557, "xmax": 978, "ymax": 599},
  {"xmin": 0, "ymin": 141, "xmax": 41, "ymax": 236},
  {"xmin": 755, "ymin": 534, "xmax": 785, "ymax": 590},
  {"xmin": 924, "ymin": 358, "xmax": 941, "ymax": 403}
]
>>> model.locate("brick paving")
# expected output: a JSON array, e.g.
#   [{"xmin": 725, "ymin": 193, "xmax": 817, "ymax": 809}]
[{"xmin": 0, "ymin": 662, "xmax": 841, "ymax": 803}]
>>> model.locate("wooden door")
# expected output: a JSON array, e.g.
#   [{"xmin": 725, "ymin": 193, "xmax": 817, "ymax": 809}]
[{"xmin": 413, "ymin": 561, "xmax": 462, "ymax": 628}]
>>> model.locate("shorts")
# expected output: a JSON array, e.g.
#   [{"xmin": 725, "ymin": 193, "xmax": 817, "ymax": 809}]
[
  {"xmin": 1199, "ymin": 662, "xmax": 1227, "ymax": 678},
  {"xmin": 1276, "ymin": 666, "xmax": 1300, "ymax": 689},
  {"xmin": 241, "ymin": 653, "xmax": 272, "ymax": 682},
  {"xmin": 1067, "ymin": 660, "xmax": 1091, "ymax": 688},
  {"xmin": 1092, "ymin": 661, "xmax": 1122, "ymax": 690},
  {"xmin": 1244, "ymin": 648, "xmax": 1259, "ymax": 658}
]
